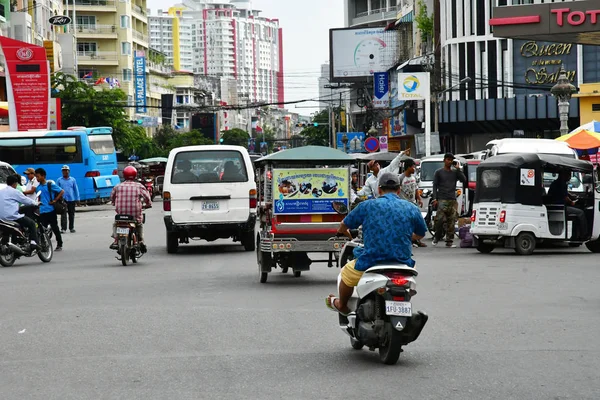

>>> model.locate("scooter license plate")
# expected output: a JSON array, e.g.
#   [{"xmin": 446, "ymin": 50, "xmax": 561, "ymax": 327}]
[
  {"xmin": 385, "ymin": 301, "xmax": 412, "ymax": 317},
  {"xmin": 116, "ymin": 227, "xmax": 129, "ymax": 235}
]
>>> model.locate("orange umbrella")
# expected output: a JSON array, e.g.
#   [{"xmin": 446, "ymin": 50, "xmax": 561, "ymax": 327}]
[{"xmin": 555, "ymin": 129, "xmax": 600, "ymax": 150}]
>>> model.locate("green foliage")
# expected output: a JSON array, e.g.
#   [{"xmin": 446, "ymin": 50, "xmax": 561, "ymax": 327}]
[
  {"xmin": 299, "ymin": 109, "xmax": 330, "ymax": 147},
  {"xmin": 167, "ymin": 130, "xmax": 215, "ymax": 148},
  {"xmin": 415, "ymin": 0, "xmax": 434, "ymax": 41},
  {"xmin": 221, "ymin": 128, "xmax": 250, "ymax": 146}
]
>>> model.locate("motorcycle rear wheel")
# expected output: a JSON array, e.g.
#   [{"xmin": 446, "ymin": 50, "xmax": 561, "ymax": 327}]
[
  {"xmin": 120, "ymin": 243, "xmax": 128, "ymax": 266},
  {"xmin": 37, "ymin": 232, "xmax": 53, "ymax": 263},
  {"xmin": 0, "ymin": 249, "xmax": 16, "ymax": 267},
  {"xmin": 378, "ymin": 328, "xmax": 403, "ymax": 365}
]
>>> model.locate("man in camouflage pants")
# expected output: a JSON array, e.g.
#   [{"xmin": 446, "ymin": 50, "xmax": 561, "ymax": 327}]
[{"xmin": 432, "ymin": 153, "xmax": 466, "ymax": 248}]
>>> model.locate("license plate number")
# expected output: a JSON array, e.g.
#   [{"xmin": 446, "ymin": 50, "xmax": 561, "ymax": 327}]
[
  {"xmin": 385, "ymin": 301, "xmax": 412, "ymax": 316},
  {"xmin": 105, "ymin": 179, "xmax": 112, "ymax": 186},
  {"xmin": 202, "ymin": 201, "xmax": 219, "ymax": 210},
  {"xmin": 116, "ymin": 227, "xmax": 129, "ymax": 235}
]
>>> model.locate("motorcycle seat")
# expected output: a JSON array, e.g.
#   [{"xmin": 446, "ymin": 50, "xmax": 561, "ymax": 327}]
[
  {"xmin": 366, "ymin": 264, "xmax": 418, "ymax": 277},
  {"xmin": 0, "ymin": 219, "xmax": 23, "ymax": 229},
  {"xmin": 115, "ymin": 214, "xmax": 135, "ymax": 221}
]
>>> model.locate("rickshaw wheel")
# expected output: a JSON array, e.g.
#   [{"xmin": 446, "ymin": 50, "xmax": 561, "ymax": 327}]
[
  {"xmin": 585, "ymin": 239, "xmax": 600, "ymax": 253},
  {"xmin": 293, "ymin": 270, "xmax": 301, "ymax": 278},
  {"xmin": 476, "ymin": 243, "xmax": 494, "ymax": 254},
  {"xmin": 257, "ymin": 236, "xmax": 270, "ymax": 283},
  {"xmin": 514, "ymin": 232, "xmax": 536, "ymax": 255}
]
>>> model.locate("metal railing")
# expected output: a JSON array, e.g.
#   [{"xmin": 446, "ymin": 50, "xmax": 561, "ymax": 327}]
[
  {"xmin": 355, "ymin": 5, "xmax": 397, "ymax": 18},
  {"xmin": 132, "ymin": 4, "xmax": 146, "ymax": 16},
  {"xmin": 77, "ymin": 24, "xmax": 117, "ymax": 34},
  {"xmin": 132, "ymin": 30, "xmax": 148, "ymax": 42},
  {"xmin": 68, "ymin": 0, "xmax": 116, "ymax": 6},
  {"xmin": 77, "ymin": 51, "xmax": 119, "ymax": 61}
]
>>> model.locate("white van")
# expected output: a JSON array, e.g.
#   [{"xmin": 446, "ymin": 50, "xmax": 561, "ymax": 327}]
[{"xmin": 162, "ymin": 145, "xmax": 257, "ymax": 253}]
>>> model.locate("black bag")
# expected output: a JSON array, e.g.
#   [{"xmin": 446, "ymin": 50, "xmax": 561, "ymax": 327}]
[{"xmin": 48, "ymin": 182, "xmax": 67, "ymax": 214}]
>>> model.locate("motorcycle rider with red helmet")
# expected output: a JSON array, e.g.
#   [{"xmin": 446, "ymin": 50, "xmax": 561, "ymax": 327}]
[{"xmin": 110, "ymin": 166, "xmax": 152, "ymax": 251}]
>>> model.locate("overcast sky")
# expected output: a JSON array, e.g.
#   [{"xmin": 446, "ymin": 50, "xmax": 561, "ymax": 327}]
[{"xmin": 146, "ymin": 0, "xmax": 344, "ymax": 116}]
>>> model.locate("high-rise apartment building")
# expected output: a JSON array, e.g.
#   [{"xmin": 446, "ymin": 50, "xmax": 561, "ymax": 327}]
[
  {"xmin": 149, "ymin": 0, "xmax": 284, "ymax": 105},
  {"xmin": 149, "ymin": 8, "xmax": 194, "ymax": 71}
]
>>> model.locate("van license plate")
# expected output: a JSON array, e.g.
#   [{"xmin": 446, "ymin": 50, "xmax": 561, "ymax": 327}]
[
  {"xmin": 385, "ymin": 301, "xmax": 412, "ymax": 316},
  {"xmin": 202, "ymin": 201, "xmax": 219, "ymax": 210},
  {"xmin": 116, "ymin": 227, "xmax": 129, "ymax": 235}
]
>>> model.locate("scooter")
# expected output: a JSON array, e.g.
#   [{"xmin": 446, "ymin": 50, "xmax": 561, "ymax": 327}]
[
  {"xmin": 332, "ymin": 202, "xmax": 429, "ymax": 365},
  {"xmin": 139, "ymin": 178, "xmax": 155, "ymax": 202},
  {"xmin": 113, "ymin": 210, "xmax": 149, "ymax": 266}
]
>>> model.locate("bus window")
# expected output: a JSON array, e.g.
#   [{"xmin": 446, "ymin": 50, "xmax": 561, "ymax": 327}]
[
  {"xmin": 89, "ymin": 135, "xmax": 116, "ymax": 155},
  {"xmin": 0, "ymin": 138, "xmax": 34, "ymax": 165},
  {"xmin": 35, "ymin": 137, "xmax": 82, "ymax": 164}
]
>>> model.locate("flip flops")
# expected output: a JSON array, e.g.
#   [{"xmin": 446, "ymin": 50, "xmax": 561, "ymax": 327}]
[{"xmin": 325, "ymin": 294, "xmax": 349, "ymax": 317}]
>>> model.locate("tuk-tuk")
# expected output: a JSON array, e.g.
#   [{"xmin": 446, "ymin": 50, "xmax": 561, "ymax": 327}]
[
  {"xmin": 471, "ymin": 153, "xmax": 600, "ymax": 255},
  {"xmin": 254, "ymin": 146, "xmax": 354, "ymax": 283}
]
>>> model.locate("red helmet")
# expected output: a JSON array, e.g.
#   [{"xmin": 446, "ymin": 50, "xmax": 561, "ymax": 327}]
[{"xmin": 123, "ymin": 166, "xmax": 138, "ymax": 180}]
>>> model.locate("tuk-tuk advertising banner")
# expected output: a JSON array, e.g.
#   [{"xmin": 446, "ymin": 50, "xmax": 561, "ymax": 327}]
[{"xmin": 273, "ymin": 168, "xmax": 349, "ymax": 214}]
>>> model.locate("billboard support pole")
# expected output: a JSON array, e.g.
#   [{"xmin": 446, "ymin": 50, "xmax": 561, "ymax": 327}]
[{"xmin": 425, "ymin": 96, "xmax": 431, "ymax": 157}]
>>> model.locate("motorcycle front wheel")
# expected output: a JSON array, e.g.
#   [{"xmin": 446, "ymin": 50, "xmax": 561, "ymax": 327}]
[
  {"xmin": 0, "ymin": 248, "xmax": 15, "ymax": 267},
  {"xmin": 37, "ymin": 231, "xmax": 53, "ymax": 263}
]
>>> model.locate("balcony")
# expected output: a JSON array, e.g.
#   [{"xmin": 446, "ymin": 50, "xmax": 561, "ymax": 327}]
[
  {"xmin": 132, "ymin": 30, "xmax": 149, "ymax": 44},
  {"xmin": 351, "ymin": 5, "xmax": 397, "ymax": 27},
  {"xmin": 77, "ymin": 24, "xmax": 117, "ymax": 38},
  {"xmin": 77, "ymin": 51, "xmax": 119, "ymax": 66},
  {"xmin": 132, "ymin": 4, "xmax": 147, "ymax": 22},
  {"xmin": 65, "ymin": 0, "xmax": 116, "ymax": 12}
]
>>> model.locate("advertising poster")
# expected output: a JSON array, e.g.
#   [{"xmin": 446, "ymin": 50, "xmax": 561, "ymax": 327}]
[
  {"xmin": 260, "ymin": 141, "xmax": 268, "ymax": 155},
  {"xmin": 391, "ymin": 110, "xmax": 407, "ymax": 137},
  {"xmin": 373, "ymin": 72, "xmax": 389, "ymax": 109},
  {"xmin": 330, "ymin": 27, "xmax": 397, "ymax": 80},
  {"xmin": 134, "ymin": 55, "xmax": 147, "ymax": 113},
  {"xmin": 273, "ymin": 168, "xmax": 349, "ymax": 214},
  {"xmin": 248, "ymin": 138, "xmax": 256, "ymax": 153},
  {"xmin": 337, "ymin": 132, "xmax": 366, "ymax": 153},
  {"xmin": 0, "ymin": 36, "xmax": 50, "ymax": 131},
  {"xmin": 397, "ymin": 72, "xmax": 430, "ymax": 100}
]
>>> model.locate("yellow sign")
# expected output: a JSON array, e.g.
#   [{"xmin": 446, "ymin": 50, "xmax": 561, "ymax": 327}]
[
  {"xmin": 44, "ymin": 41, "xmax": 55, "ymax": 72},
  {"xmin": 519, "ymin": 41, "xmax": 576, "ymax": 85},
  {"xmin": 272, "ymin": 168, "xmax": 349, "ymax": 214}
]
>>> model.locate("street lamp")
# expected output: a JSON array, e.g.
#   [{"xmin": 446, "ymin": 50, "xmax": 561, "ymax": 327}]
[
  {"xmin": 434, "ymin": 77, "xmax": 471, "ymax": 134},
  {"xmin": 551, "ymin": 67, "xmax": 577, "ymax": 136},
  {"xmin": 367, "ymin": 126, "xmax": 378, "ymax": 137},
  {"xmin": 341, "ymin": 133, "xmax": 349, "ymax": 153}
]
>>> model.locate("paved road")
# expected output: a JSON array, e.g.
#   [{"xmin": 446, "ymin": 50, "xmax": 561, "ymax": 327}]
[{"xmin": 1, "ymin": 206, "xmax": 599, "ymax": 399}]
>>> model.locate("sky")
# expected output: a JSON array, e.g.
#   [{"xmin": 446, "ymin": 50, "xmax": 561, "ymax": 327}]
[{"xmin": 146, "ymin": 0, "xmax": 344, "ymax": 116}]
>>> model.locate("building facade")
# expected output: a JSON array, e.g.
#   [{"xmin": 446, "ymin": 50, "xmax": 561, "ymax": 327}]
[{"xmin": 149, "ymin": 8, "xmax": 194, "ymax": 71}]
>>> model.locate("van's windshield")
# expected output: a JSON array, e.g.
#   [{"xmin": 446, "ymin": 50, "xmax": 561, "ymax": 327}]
[
  {"xmin": 419, "ymin": 161, "xmax": 444, "ymax": 182},
  {"xmin": 171, "ymin": 150, "xmax": 248, "ymax": 184}
]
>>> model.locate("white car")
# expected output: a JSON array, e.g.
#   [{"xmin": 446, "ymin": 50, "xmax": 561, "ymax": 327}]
[
  {"xmin": 0, "ymin": 161, "xmax": 18, "ymax": 190},
  {"xmin": 162, "ymin": 145, "xmax": 257, "ymax": 253}
]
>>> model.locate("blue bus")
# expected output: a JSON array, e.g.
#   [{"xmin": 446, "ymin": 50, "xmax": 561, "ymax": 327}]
[{"xmin": 0, "ymin": 127, "xmax": 120, "ymax": 203}]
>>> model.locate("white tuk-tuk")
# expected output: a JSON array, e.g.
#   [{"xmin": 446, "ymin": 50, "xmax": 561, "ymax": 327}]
[{"xmin": 471, "ymin": 153, "xmax": 600, "ymax": 255}]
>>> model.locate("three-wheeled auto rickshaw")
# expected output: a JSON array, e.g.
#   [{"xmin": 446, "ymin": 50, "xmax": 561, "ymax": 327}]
[
  {"xmin": 254, "ymin": 146, "xmax": 354, "ymax": 283},
  {"xmin": 471, "ymin": 153, "xmax": 600, "ymax": 255}
]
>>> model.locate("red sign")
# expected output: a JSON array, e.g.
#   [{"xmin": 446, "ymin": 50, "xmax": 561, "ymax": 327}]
[
  {"xmin": 364, "ymin": 137, "xmax": 380, "ymax": 153},
  {"xmin": 0, "ymin": 36, "xmax": 50, "ymax": 131},
  {"xmin": 552, "ymin": 8, "xmax": 600, "ymax": 27}
]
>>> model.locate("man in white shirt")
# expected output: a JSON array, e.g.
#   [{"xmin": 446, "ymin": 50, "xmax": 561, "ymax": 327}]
[
  {"xmin": 22, "ymin": 167, "xmax": 39, "ymax": 200},
  {"xmin": 357, "ymin": 149, "xmax": 410, "ymax": 199},
  {"xmin": 0, "ymin": 175, "xmax": 39, "ymax": 248}
]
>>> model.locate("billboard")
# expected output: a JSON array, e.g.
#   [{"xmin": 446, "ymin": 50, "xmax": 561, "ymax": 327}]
[
  {"xmin": 373, "ymin": 72, "xmax": 389, "ymax": 109},
  {"xmin": 389, "ymin": 69, "xmax": 405, "ymax": 110},
  {"xmin": 337, "ymin": 132, "xmax": 366, "ymax": 153},
  {"xmin": 329, "ymin": 27, "xmax": 397, "ymax": 81},
  {"xmin": 134, "ymin": 56, "xmax": 146, "ymax": 113},
  {"xmin": 272, "ymin": 168, "xmax": 349, "ymax": 214},
  {"xmin": 397, "ymin": 73, "xmax": 430, "ymax": 101},
  {"xmin": 0, "ymin": 36, "xmax": 50, "ymax": 131}
]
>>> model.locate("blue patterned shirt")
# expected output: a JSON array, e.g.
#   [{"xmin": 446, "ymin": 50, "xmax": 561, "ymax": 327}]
[{"xmin": 343, "ymin": 193, "xmax": 427, "ymax": 271}]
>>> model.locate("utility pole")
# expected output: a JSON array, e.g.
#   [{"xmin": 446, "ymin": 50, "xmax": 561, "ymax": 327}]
[{"xmin": 325, "ymin": 83, "xmax": 351, "ymax": 148}]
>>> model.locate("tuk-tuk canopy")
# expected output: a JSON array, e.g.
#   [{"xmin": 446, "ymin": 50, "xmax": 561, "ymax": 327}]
[
  {"xmin": 254, "ymin": 146, "xmax": 355, "ymax": 166},
  {"xmin": 474, "ymin": 153, "xmax": 593, "ymax": 206}
]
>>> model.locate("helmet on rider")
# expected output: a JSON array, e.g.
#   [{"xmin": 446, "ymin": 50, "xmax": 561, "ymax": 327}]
[{"xmin": 123, "ymin": 166, "xmax": 138, "ymax": 180}]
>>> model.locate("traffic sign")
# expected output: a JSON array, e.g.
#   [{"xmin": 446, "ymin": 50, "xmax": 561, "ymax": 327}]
[{"xmin": 364, "ymin": 137, "xmax": 380, "ymax": 153}]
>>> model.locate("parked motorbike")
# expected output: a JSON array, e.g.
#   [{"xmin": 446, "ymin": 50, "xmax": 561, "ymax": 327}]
[
  {"xmin": 114, "ymin": 211, "xmax": 148, "ymax": 266},
  {"xmin": 332, "ymin": 202, "xmax": 429, "ymax": 365},
  {"xmin": 0, "ymin": 205, "xmax": 53, "ymax": 267}
]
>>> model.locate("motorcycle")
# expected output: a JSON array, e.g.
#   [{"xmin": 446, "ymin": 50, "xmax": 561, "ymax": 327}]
[
  {"xmin": 333, "ymin": 202, "xmax": 429, "ymax": 365},
  {"xmin": 0, "ymin": 205, "xmax": 54, "ymax": 267},
  {"xmin": 144, "ymin": 178, "xmax": 155, "ymax": 202},
  {"xmin": 114, "ymin": 210, "xmax": 149, "ymax": 266}
]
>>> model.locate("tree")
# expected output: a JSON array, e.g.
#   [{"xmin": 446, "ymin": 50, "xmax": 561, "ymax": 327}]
[
  {"xmin": 415, "ymin": 0, "xmax": 434, "ymax": 43},
  {"xmin": 221, "ymin": 128, "xmax": 250, "ymax": 146},
  {"xmin": 167, "ymin": 129, "xmax": 215, "ymax": 148},
  {"xmin": 299, "ymin": 110, "xmax": 330, "ymax": 147},
  {"xmin": 153, "ymin": 125, "xmax": 178, "ymax": 154}
]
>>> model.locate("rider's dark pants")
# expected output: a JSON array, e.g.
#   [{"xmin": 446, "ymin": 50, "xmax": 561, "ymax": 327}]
[
  {"xmin": 567, "ymin": 206, "xmax": 587, "ymax": 240},
  {"xmin": 16, "ymin": 216, "xmax": 38, "ymax": 243}
]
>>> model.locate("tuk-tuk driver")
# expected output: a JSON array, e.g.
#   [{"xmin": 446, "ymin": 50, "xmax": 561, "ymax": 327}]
[{"xmin": 548, "ymin": 171, "xmax": 587, "ymax": 240}]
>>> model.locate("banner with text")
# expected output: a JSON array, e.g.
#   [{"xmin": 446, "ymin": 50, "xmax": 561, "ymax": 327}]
[
  {"xmin": 373, "ymin": 72, "xmax": 389, "ymax": 109},
  {"xmin": 273, "ymin": 168, "xmax": 349, "ymax": 214},
  {"xmin": 0, "ymin": 36, "xmax": 50, "ymax": 131},
  {"xmin": 134, "ymin": 56, "xmax": 147, "ymax": 113}
]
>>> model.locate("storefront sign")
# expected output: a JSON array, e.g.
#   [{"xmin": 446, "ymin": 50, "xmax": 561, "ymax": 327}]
[
  {"xmin": 0, "ymin": 36, "xmax": 50, "ymax": 131},
  {"xmin": 272, "ymin": 168, "xmax": 349, "ymax": 214},
  {"xmin": 49, "ymin": 15, "xmax": 72, "ymax": 26},
  {"xmin": 397, "ymin": 73, "xmax": 430, "ymax": 100},
  {"xmin": 134, "ymin": 56, "xmax": 146, "ymax": 113},
  {"xmin": 514, "ymin": 40, "xmax": 577, "ymax": 88},
  {"xmin": 552, "ymin": 8, "xmax": 600, "ymax": 27},
  {"xmin": 373, "ymin": 72, "xmax": 389, "ymax": 109}
]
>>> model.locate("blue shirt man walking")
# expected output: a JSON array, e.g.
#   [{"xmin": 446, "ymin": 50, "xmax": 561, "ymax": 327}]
[{"xmin": 56, "ymin": 165, "xmax": 80, "ymax": 234}]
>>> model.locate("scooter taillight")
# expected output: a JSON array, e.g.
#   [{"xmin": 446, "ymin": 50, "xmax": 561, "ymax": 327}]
[{"xmin": 382, "ymin": 272, "xmax": 411, "ymax": 287}]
